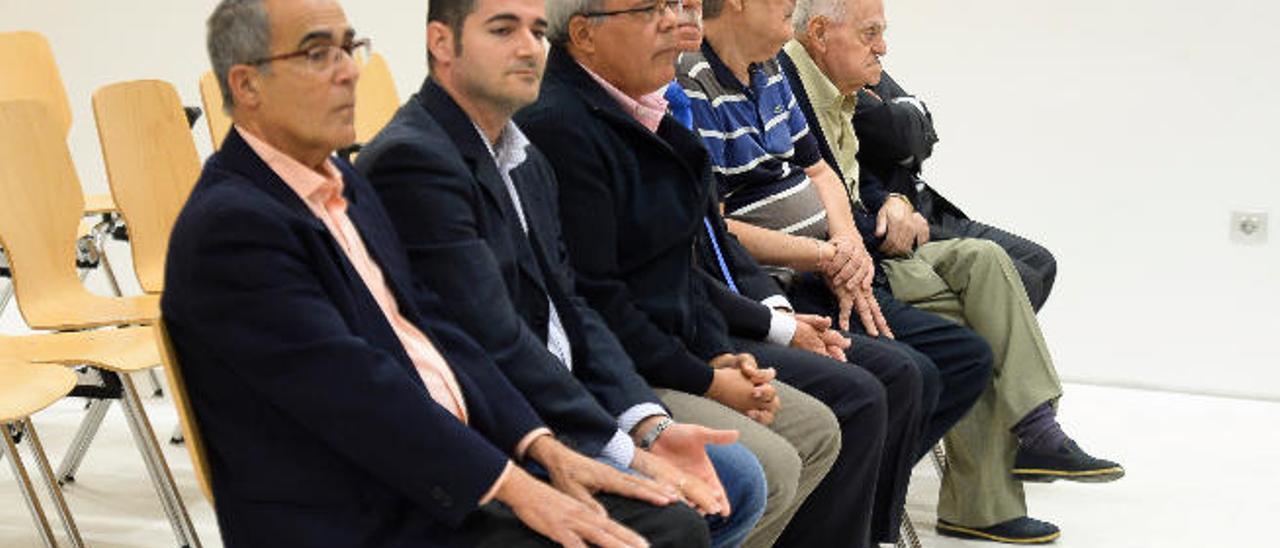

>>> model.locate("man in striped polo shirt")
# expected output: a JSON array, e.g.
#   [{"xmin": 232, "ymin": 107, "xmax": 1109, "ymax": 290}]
[{"xmin": 680, "ymin": 0, "xmax": 1126, "ymax": 543}]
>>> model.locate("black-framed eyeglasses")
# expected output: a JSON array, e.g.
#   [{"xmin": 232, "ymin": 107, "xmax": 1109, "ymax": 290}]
[
  {"xmin": 248, "ymin": 38, "xmax": 372, "ymax": 73},
  {"xmin": 580, "ymin": 0, "xmax": 683, "ymax": 22}
]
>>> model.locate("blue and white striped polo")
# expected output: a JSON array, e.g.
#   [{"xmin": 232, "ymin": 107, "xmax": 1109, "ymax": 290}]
[{"xmin": 677, "ymin": 42, "xmax": 829, "ymax": 238}]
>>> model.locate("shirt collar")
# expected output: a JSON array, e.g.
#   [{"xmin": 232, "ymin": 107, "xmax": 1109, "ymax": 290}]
[
  {"xmin": 700, "ymin": 40, "xmax": 759, "ymax": 94},
  {"xmin": 577, "ymin": 61, "xmax": 669, "ymax": 133},
  {"xmin": 471, "ymin": 119, "xmax": 531, "ymax": 174},
  {"xmin": 783, "ymin": 40, "xmax": 855, "ymax": 114},
  {"xmin": 236, "ymin": 126, "xmax": 344, "ymax": 212}
]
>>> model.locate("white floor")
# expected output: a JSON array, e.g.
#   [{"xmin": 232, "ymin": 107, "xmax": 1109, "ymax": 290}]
[{"xmin": 3, "ymin": 381, "xmax": 1277, "ymax": 547}]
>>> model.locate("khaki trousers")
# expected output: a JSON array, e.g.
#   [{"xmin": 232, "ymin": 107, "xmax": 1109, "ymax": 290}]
[
  {"xmin": 882, "ymin": 238, "xmax": 1062, "ymax": 527},
  {"xmin": 655, "ymin": 381, "xmax": 840, "ymax": 548}
]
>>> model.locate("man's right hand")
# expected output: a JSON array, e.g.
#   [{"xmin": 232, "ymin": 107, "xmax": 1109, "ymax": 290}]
[
  {"xmin": 496, "ymin": 466, "xmax": 650, "ymax": 548},
  {"xmin": 791, "ymin": 314, "xmax": 851, "ymax": 361},
  {"xmin": 705, "ymin": 358, "xmax": 780, "ymax": 425}
]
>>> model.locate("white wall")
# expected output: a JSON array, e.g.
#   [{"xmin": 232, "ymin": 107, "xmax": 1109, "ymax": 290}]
[
  {"xmin": 3, "ymin": 1, "xmax": 1277, "ymax": 399},
  {"xmin": 881, "ymin": 0, "xmax": 1280, "ymax": 400}
]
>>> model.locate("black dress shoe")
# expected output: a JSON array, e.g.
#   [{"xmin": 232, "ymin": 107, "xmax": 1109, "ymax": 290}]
[
  {"xmin": 937, "ymin": 516, "xmax": 1061, "ymax": 544},
  {"xmin": 1012, "ymin": 439, "xmax": 1125, "ymax": 483}
]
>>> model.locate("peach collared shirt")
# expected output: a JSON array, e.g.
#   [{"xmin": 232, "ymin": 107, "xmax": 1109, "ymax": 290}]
[
  {"xmin": 237, "ymin": 127, "xmax": 546, "ymax": 502},
  {"xmin": 580, "ymin": 62, "xmax": 669, "ymax": 132}
]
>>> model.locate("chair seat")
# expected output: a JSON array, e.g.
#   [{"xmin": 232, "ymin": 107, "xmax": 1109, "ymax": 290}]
[
  {"xmin": 82, "ymin": 192, "xmax": 117, "ymax": 215},
  {"xmin": 24, "ymin": 292, "xmax": 160, "ymax": 331},
  {"xmin": 1, "ymin": 326, "xmax": 162, "ymax": 373},
  {"xmin": 0, "ymin": 360, "xmax": 77, "ymax": 422}
]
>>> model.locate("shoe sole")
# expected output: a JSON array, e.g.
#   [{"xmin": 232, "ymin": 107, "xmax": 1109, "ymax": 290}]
[
  {"xmin": 1012, "ymin": 466, "xmax": 1125, "ymax": 483},
  {"xmin": 937, "ymin": 522, "xmax": 1062, "ymax": 544}
]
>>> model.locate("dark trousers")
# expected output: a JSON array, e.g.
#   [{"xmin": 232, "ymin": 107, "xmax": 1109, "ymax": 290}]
[
  {"xmin": 731, "ymin": 337, "xmax": 894, "ymax": 548},
  {"xmin": 787, "ymin": 275, "xmax": 992, "ymax": 463},
  {"xmin": 458, "ymin": 494, "xmax": 711, "ymax": 548},
  {"xmin": 926, "ymin": 191, "xmax": 1058, "ymax": 312}
]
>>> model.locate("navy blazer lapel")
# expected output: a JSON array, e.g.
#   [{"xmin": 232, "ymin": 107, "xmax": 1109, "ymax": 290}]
[
  {"xmin": 420, "ymin": 80, "xmax": 551, "ymax": 295},
  {"xmin": 419, "ymin": 81, "xmax": 518, "ymax": 225},
  {"xmin": 545, "ymin": 46, "xmax": 711, "ymax": 205},
  {"xmin": 219, "ymin": 128, "xmax": 329, "ymax": 234}
]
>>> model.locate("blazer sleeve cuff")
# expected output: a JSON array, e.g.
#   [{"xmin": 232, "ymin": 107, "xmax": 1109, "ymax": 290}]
[
  {"xmin": 761, "ymin": 294, "xmax": 794, "ymax": 313},
  {"xmin": 478, "ymin": 460, "xmax": 516, "ymax": 506},
  {"xmin": 514, "ymin": 428, "xmax": 553, "ymax": 460}
]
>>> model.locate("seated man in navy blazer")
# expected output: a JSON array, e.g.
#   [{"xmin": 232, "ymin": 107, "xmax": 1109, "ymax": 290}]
[
  {"xmin": 355, "ymin": 0, "xmax": 769, "ymax": 545},
  {"xmin": 161, "ymin": 0, "xmax": 708, "ymax": 545}
]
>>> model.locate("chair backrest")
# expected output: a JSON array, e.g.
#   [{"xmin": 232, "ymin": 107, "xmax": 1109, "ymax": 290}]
[
  {"xmin": 354, "ymin": 53, "xmax": 399, "ymax": 144},
  {"xmin": 155, "ymin": 321, "xmax": 215, "ymax": 505},
  {"xmin": 0, "ymin": 100, "xmax": 95, "ymax": 329},
  {"xmin": 198, "ymin": 71, "xmax": 232, "ymax": 150},
  {"xmin": 0, "ymin": 31, "xmax": 72, "ymax": 138},
  {"xmin": 93, "ymin": 80, "xmax": 202, "ymax": 294}
]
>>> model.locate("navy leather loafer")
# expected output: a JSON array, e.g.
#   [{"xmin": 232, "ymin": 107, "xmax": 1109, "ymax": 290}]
[
  {"xmin": 1012, "ymin": 439, "xmax": 1125, "ymax": 483},
  {"xmin": 937, "ymin": 516, "xmax": 1061, "ymax": 544}
]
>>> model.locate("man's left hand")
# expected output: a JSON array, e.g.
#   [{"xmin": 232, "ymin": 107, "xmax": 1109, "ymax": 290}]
[
  {"xmin": 875, "ymin": 197, "xmax": 928, "ymax": 257},
  {"xmin": 527, "ymin": 435, "xmax": 676, "ymax": 513}
]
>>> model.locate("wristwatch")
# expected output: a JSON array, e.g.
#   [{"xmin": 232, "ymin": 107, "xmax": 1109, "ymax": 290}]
[{"xmin": 637, "ymin": 417, "xmax": 674, "ymax": 450}]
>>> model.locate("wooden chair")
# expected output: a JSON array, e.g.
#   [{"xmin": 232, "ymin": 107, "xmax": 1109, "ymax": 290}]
[
  {"xmin": 0, "ymin": 100, "xmax": 201, "ymax": 547},
  {"xmin": 354, "ymin": 52, "xmax": 400, "ymax": 145},
  {"xmin": 0, "ymin": 100, "xmax": 159, "ymax": 330},
  {"xmin": 1, "ymin": 359, "xmax": 84, "ymax": 547},
  {"xmin": 0, "ymin": 31, "xmax": 115, "ymax": 214},
  {"xmin": 155, "ymin": 322, "xmax": 214, "ymax": 505},
  {"xmin": 198, "ymin": 71, "xmax": 232, "ymax": 151},
  {"xmin": 93, "ymin": 80, "xmax": 202, "ymax": 294}
]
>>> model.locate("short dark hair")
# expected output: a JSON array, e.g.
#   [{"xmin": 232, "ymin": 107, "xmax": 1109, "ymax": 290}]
[
  {"xmin": 702, "ymin": 0, "xmax": 726, "ymax": 19},
  {"xmin": 427, "ymin": 0, "xmax": 478, "ymax": 67}
]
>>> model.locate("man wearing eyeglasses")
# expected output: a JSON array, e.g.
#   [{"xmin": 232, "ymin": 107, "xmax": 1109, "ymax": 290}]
[
  {"xmin": 515, "ymin": 1, "xmax": 912, "ymax": 547},
  {"xmin": 164, "ymin": 0, "xmax": 712, "ymax": 546},
  {"xmin": 677, "ymin": 0, "xmax": 1125, "ymax": 543},
  {"xmin": 356, "ymin": 0, "xmax": 776, "ymax": 545}
]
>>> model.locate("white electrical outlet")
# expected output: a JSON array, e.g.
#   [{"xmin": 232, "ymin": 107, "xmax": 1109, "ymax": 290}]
[{"xmin": 1229, "ymin": 211, "xmax": 1268, "ymax": 245}]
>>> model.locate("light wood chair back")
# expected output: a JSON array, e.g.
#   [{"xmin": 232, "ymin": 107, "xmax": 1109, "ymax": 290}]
[
  {"xmin": 0, "ymin": 31, "xmax": 72, "ymax": 138},
  {"xmin": 0, "ymin": 100, "xmax": 158, "ymax": 330},
  {"xmin": 155, "ymin": 322, "xmax": 214, "ymax": 504},
  {"xmin": 93, "ymin": 80, "xmax": 202, "ymax": 294},
  {"xmin": 355, "ymin": 53, "xmax": 399, "ymax": 144},
  {"xmin": 199, "ymin": 71, "xmax": 232, "ymax": 150}
]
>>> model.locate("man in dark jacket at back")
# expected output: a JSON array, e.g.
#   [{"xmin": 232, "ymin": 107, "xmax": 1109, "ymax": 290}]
[{"xmin": 855, "ymin": 71, "xmax": 1058, "ymax": 311}]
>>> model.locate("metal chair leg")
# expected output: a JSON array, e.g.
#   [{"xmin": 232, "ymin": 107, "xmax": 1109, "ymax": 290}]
[
  {"xmin": 21, "ymin": 418, "xmax": 86, "ymax": 547},
  {"xmin": 0, "ymin": 278, "xmax": 13, "ymax": 315},
  {"xmin": 119, "ymin": 371, "xmax": 201, "ymax": 548},
  {"xmin": 897, "ymin": 513, "xmax": 922, "ymax": 548},
  {"xmin": 146, "ymin": 369, "xmax": 164, "ymax": 397},
  {"xmin": 4, "ymin": 421, "xmax": 59, "ymax": 548},
  {"xmin": 56, "ymin": 398, "xmax": 112, "ymax": 483}
]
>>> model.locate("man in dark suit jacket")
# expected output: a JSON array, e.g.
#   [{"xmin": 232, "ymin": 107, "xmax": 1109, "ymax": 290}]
[
  {"xmin": 854, "ymin": 71, "xmax": 1058, "ymax": 311},
  {"xmin": 354, "ymin": 0, "xmax": 768, "ymax": 545},
  {"xmin": 513, "ymin": 8, "xmax": 916, "ymax": 547},
  {"xmin": 161, "ymin": 1, "xmax": 708, "ymax": 546}
]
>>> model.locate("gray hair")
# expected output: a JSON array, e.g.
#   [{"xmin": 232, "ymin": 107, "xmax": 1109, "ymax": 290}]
[
  {"xmin": 546, "ymin": 0, "xmax": 605, "ymax": 45},
  {"xmin": 792, "ymin": 0, "xmax": 848, "ymax": 38},
  {"xmin": 207, "ymin": 0, "xmax": 272, "ymax": 113}
]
